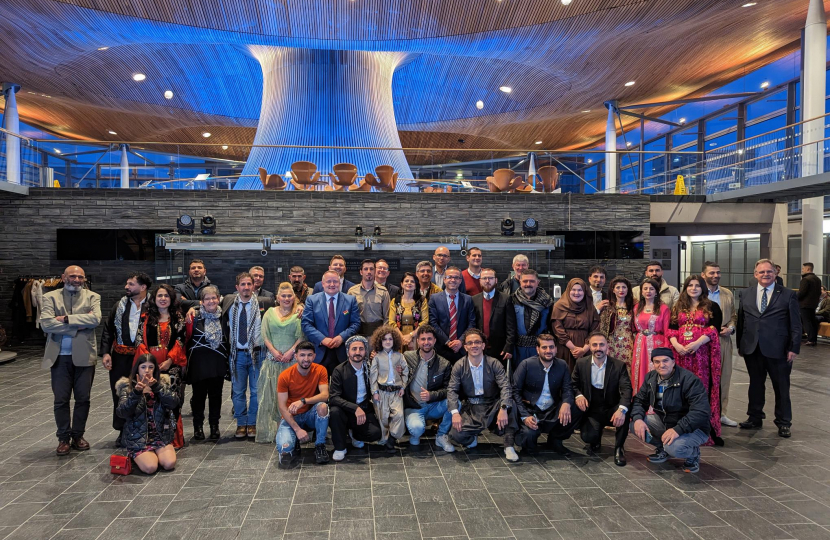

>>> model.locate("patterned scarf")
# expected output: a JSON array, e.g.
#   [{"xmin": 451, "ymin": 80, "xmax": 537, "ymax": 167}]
[
  {"xmin": 200, "ymin": 306, "xmax": 223, "ymax": 350},
  {"xmin": 229, "ymin": 294, "xmax": 261, "ymax": 378},
  {"xmin": 114, "ymin": 296, "xmax": 129, "ymax": 346},
  {"xmin": 513, "ymin": 287, "xmax": 554, "ymax": 337}
]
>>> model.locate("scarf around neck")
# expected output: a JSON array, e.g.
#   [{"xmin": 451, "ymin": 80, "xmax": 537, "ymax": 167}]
[{"xmin": 200, "ymin": 306, "xmax": 223, "ymax": 350}]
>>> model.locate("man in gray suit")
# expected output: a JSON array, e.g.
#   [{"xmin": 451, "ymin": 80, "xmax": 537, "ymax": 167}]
[{"xmin": 40, "ymin": 265, "xmax": 102, "ymax": 456}]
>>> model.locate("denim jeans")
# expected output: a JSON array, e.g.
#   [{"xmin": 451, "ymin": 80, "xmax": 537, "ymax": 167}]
[
  {"xmin": 232, "ymin": 351, "xmax": 259, "ymax": 425},
  {"xmin": 405, "ymin": 400, "xmax": 452, "ymax": 438},
  {"xmin": 645, "ymin": 413, "xmax": 709, "ymax": 459},
  {"xmin": 275, "ymin": 403, "xmax": 329, "ymax": 453}
]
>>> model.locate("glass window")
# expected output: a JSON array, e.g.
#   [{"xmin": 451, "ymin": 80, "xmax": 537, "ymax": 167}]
[
  {"xmin": 672, "ymin": 126, "xmax": 699, "ymax": 150},
  {"xmin": 747, "ymin": 89, "xmax": 787, "ymax": 121},
  {"xmin": 706, "ymin": 112, "xmax": 737, "ymax": 138},
  {"xmin": 730, "ymin": 240, "xmax": 745, "ymax": 287},
  {"xmin": 691, "ymin": 243, "xmax": 705, "ymax": 276}
]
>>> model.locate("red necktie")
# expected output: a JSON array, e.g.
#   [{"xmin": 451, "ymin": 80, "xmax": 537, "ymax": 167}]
[
  {"xmin": 483, "ymin": 295, "xmax": 493, "ymax": 339},
  {"xmin": 449, "ymin": 294, "xmax": 458, "ymax": 341},
  {"xmin": 328, "ymin": 297, "xmax": 336, "ymax": 337}
]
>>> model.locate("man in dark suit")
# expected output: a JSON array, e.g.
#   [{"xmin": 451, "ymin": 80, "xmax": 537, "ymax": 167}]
[
  {"xmin": 428, "ymin": 266, "xmax": 476, "ymax": 363},
  {"xmin": 513, "ymin": 333, "xmax": 581, "ymax": 456},
  {"xmin": 737, "ymin": 258, "xmax": 801, "ymax": 438},
  {"xmin": 329, "ymin": 336, "xmax": 382, "ymax": 461},
  {"xmin": 249, "ymin": 266, "xmax": 275, "ymax": 302},
  {"xmin": 472, "ymin": 268, "xmax": 516, "ymax": 366},
  {"xmin": 302, "ymin": 271, "xmax": 361, "ymax": 376},
  {"xmin": 312, "ymin": 255, "xmax": 356, "ymax": 294},
  {"xmin": 798, "ymin": 262, "xmax": 822, "ymax": 346},
  {"xmin": 572, "ymin": 332, "xmax": 632, "ymax": 466}
]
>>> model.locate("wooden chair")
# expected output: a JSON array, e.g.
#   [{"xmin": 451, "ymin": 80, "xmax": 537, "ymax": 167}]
[
  {"xmin": 290, "ymin": 161, "xmax": 321, "ymax": 191},
  {"xmin": 258, "ymin": 167, "xmax": 286, "ymax": 191},
  {"xmin": 375, "ymin": 165, "xmax": 398, "ymax": 192},
  {"xmin": 332, "ymin": 163, "xmax": 358, "ymax": 191},
  {"xmin": 352, "ymin": 177, "xmax": 373, "ymax": 191},
  {"xmin": 491, "ymin": 169, "xmax": 515, "ymax": 192},
  {"xmin": 537, "ymin": 165, "xmax": 560, "ymax": 193},
  {"xmin": 362, "ymin": 172, "xmax": 384, "ymax": 190}
]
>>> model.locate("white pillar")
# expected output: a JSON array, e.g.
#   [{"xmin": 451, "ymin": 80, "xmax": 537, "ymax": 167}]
[
  {"xmin": 2, "ymin": 83, "xmax": 21, "ymax": 185},
  {"xmin": 119, "ymin": 144, "xmax": 130, "ymax": 189},
  {"xmin": 604, "ymin": 103, "xmax": 618, "ymax": 192},
  {"xmin": 801, "ymin": 0, "xmax": 826, "ymax": 276}
]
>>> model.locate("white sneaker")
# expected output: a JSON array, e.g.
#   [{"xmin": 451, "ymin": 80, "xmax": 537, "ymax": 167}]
[
  {"xmin": 504, "ymin": 447, "xmax": 519, "ymax": 462},
  {"xmin": 409, "ymin": 436, "xmax": 420, "ymax": 446},
  {"xmin": 435, "ymin": 434, "xmax": 455, "ymax": 453},
  {"xmin": 351, "ymin": 439, "xmax": 365, "ymax": 449},
  {"xmin": 332, "ymin": 449, "xmax": 347, "ymax": 461},
  {"xmin": 467, "ymin": 436, "xmax": 478, "ymax": 449},
  {"xmin": 721, "ymin": 415, "xmax": 738, "ymax": 427}
]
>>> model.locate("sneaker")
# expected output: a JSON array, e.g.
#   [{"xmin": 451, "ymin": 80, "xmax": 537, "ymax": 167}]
[
  {"xmin": 351, "ymin": 439, "xmax": 365, "ymax": 449},
  {"xmin": 504, "ymin": 447, "xmax": 520, "ymax": 462},
  {"xmin": 435, "ymin": 434, "xmax": 455, "ymax": 453},
  {"xmin": 648, "ymin": 449, "xmax": 669, "ymax": 463},
  {"xmin": 332, "ymin": 449, "xmax": 347, "ymax": 461},
  {"xmin": 720, "ymin": 415, "xmax": 738, "ymax": 427},
  {"xmin": 683, "ymin": 457, "xmax": 700, "ymax": 473},
  {"xmin": 315, "ymin": 444, "xmax": 330, "ymax": 464},
  {"xmin": 409, "ymin": 436, "xmax": 420, "ymax": 446},
  {"xmin": 466, "ymin": 437, "xmax": 478, "ymax": 449},
  {"xmin": 278, "ymin": 450, "xmax": 294, "ymax": 469},
  {"xmin": 235, "ymin": 425, "xmax": 247, "ymax": 439}
]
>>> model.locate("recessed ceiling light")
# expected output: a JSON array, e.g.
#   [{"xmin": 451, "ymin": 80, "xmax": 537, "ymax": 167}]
[
  {"xmin": 499, "ymin": 86, "xmax": 512, "ymax": 93},
  {"xmin": 97, "ymin": 46, "xmax": 109, "ymax": 51},
  {"xmin": 476, "ymin": 100, "xmax": 484, "ymax": 110},
  {"xmin": 742, "ymin": 2, "xmax": 756, "ymax": 6},
  {"xmin": 561, "ymin": 0, "xmax": 572, "ymax": 4},
  {"xmin": 108, "ymin": 130, "xmax": 117, "ymax": 135},
  {"xmin": 760, "ymin": 81, "xmax": 770, "ymax": 89},
  {"xmin": 624, "ymin": 81, "xmax": 636, "ymax": 87},
  {"xmin": 202, "ymin": 132, "xmax": 212, "ymax": 138},
  {"xmin": 535, "ymin": 141, "xmax": 543, "ymax": 145},
  {"xmin": 132, "ymin": 73, "xmax": 146, "ymax": 82},
  {"xmin": 164, "ymin": 90, "xmax": 174, "ymax": 99},
  {"xmin": 221, "ymin": 145, "xmax": 229, "ymax": 150}
]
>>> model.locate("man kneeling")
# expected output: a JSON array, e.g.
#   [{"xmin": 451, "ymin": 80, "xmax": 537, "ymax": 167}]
[
  {"xmin": 276, "ymin": 341, "xmax": 330, "ymax": 467},
  {"xmin": 631, "ymin": 347, "xmax": 711, "ymax": 473}
]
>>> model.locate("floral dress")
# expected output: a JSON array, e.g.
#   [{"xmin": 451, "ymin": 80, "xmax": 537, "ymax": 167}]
[{"xmin": 600, "ymin": 305, "xmax": 636, "ymax": 375}]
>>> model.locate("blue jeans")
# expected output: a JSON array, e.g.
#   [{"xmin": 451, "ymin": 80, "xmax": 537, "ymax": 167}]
[
  {"xmin": 645, "ymin": 413, "xmax": 709, "ymax": 459},
  {"xmin": 405, "ymin": 400, "xmax": 452, "ymax": 438},
  {"xmin": 232, "ymin": 351, "xmax": 259, "ymax": 426},
  {"xmin": 276, "ymin": 403, "xmax": 329, "ymax": 453}
]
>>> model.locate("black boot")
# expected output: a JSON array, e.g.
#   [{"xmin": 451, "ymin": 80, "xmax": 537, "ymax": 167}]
[
  {"xmin": 209, "ymin": 424, "xmax": 220, "ymax": 440},
  {"xmin": 193, "ymin": 423, "xmax": 205, "ymax": 440}
]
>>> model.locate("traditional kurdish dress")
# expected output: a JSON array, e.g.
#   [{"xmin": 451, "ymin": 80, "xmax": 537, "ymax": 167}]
[
  {"xmin": 631, "ymin": 304, "xmax": 670, "ymax": 394},
  {"xmin": 389, "ymin": 297, "xmax": 428, "ymax": 351},
  {"xmin": 257, "ymin": 308, "xmax": 304, "ymax": 443},
  {"xmin": 600, "ymin": 305, "xmax": 636, "ymax": 374}
]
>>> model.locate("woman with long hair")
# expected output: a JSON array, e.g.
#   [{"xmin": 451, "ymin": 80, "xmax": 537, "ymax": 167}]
[
  {"xmin": 256, "ymin": 282, "xmax": 304, "ymax": 443},
  {"xmin": 551, "ymin": 278, "xmax": 600, "ymax": 371},
  {"xmin": 631, "ymin": 278, "xmax": 670, "ymax": 393},
  {"xmin": 116, "ymin": 354, "xmax": 178, "ymax": 474},
  {"xmin": 389, "ymin": 272, "xmax": 429, "ymax": 351},
  {"xmin": 668, "ymin": 274, "xmax": 723, "ymax": 444},
  {"xmin": 135, "ymin": 284, "xmax": 187, "ymax": 448},
  {"xmin": 599, "ymin": 276, "xmax": 636, "ymax": 373}
]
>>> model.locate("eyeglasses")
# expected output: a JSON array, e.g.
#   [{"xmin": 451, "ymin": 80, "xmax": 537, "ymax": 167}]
[
  {"xmin": 434, "ymin": 254, "xmax": 450, "ymax": 258},
  {"xmin": 445, "ymin": 275, "xmax": 461, "ymax": 280},
  {"xmin": 465, "ymin": 340, "xmax": 485, "ymax": 346}
]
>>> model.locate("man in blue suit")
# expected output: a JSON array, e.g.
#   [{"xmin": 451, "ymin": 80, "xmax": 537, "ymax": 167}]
[
  {"xmin": 428, "ymin": 267, "xmax": 476, "ymax": 363},
  {"xmin": 302, "ymin": 271, "xmax": 362, "ymax": 376},
  {"xmin": 312, "ymin": 255, "xmax": 356, "ymax": 294}
]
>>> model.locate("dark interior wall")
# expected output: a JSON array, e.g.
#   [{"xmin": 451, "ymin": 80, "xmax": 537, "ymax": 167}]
[{"xmin": 0, "ymin": 189, "xmax": 650, "ymax": 341}]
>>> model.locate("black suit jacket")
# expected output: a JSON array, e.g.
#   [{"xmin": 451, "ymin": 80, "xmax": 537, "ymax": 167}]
[
  {"xmin": 737, "ymin": 283, "xmax": 801, "ymax": 359},
  {"xmin": 329, "ymin": 360, "xmax": 373, "ymax": 412},
  {"xmin": 571, "ymin": 355, "xmax": 632, "ymax": 412},
  {"xmin": 472, "ymin": 291, "xmax": 517, "ymax": 359},
  {"xmin": 101, "ymin": 297, "xmax": 148, "ymax": 354},
  {"xmin": 428, "ymin": 291, "xmax": 476, "ymax": 361},
  {"xmin": 380, "ymin": 283, "xmax": 400, "ymax": 299},
  {"xmin": 512, "ymin": 355, "xmax": 573, "ymax": 419}
]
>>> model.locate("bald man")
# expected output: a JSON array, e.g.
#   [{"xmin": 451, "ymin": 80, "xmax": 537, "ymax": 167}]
[
  {"xmin": 433, "ymin": 246, "xmax": 466, "ymax": 294},
  {"xmin": 40, "ymin": 265, "xmax": 102, "ymax": 456}
]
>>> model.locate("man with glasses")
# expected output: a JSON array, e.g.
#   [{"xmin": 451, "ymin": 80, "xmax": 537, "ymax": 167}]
[
  {"xmin": 375, "ymin": 259, "xmax": 399, "ymax": 298},
  {"xmin": 472, "ymin": 268, "xmax": 516, "ymax": 366},
  {"xmin": 428, "ymin": 266, "xmax": 476, "ymax": 363},
  {"xmin": 249, "ymin": 266, "xmax": 275, "ymax": 303},
  {"xmin": 447, "ymin": 329, "xmax": 519, "ymax": 461}
]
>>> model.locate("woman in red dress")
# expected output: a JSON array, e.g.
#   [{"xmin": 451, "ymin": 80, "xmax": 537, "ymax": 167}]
[
  {"xmin": 632, "ymin": 278, "xmax": 670, "ymax": 394},
  {"xmin": 668, "ymin": 275, "xmax": 723, "ymax": 445},
  {"xmin": 135, "ymin": 284, "xmax": 187, "ymax": 448}
]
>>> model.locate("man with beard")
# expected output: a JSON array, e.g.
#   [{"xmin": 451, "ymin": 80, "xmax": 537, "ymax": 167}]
[
  {"xmin": 375, "ymin": 259, "xmax": 400, "ymax": 299},
  {"xmin": 512, "ymin": 269, "xmax": 554, "ymax": 363},
  {"xmin": 226, "ymin": 273, "xmax": 264, "ymax": 439},
  {"xmin": 632, "ymin": 261, "xmax": 679, "ymax": 310},
  {"xmin": 588, "ymin": 266, "xmax": 609, "ymax": 314},
  {"xmin": 100, "ymin": 271, "xmax": 152, "ymax": 446},
  {"xmin": 312, "ymin": 255, "xmax": 356, "ymax": 294},
  {"xmin": 701, "ymin": 261, "xmax": 738, "ymax": 427},
  {"xmin": 798, "ymin": 262, "xmax": 822, "ymax": 347},
  {"xmin": 289, "ymin": 265, "xmax": 310, "ymax": 306},
  {"xmin": 498, "ymin": 254, "xmax": 529, "ymax": 296},
  {"xmin": 40, "ymin": 265, "xmax": 102, "ymax": 456},
  {"xmin": 347, "ymin": 259, "xmax": 390, "ymax": 337},
  {"xmin": 329, "ymin": 335, "xmax": 383, "ymax": 461},
  {"xmin": 249, "ymin": 266, "xmax": 275, "ymax": 303},
  {"xmin": 472, "ymin": 268, "xmax": 516, "ymax": 366},
  {"xmin": 175, "ymin": 259, "xmax": 211, "ymax": 311}
]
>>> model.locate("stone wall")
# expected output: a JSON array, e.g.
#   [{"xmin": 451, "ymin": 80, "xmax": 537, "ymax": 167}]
[{"xmin": 0, "ymin": 189, "xmax": 650, "ymax": 341}]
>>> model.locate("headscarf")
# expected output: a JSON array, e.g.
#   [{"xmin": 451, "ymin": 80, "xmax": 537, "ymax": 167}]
[{"xmin": 556, "ymin": 278, "xmax": 591, "ymax": 314}]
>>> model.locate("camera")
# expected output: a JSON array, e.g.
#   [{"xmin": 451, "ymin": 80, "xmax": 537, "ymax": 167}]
[{"xmin": 260, "ymin": 249, "xmax": 268, "ymax": 257}]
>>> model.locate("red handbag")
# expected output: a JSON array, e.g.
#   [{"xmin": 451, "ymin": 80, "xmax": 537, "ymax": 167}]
[{"xmin": 110, "ymin": 455, "xmax": 132, "ymax": 475}]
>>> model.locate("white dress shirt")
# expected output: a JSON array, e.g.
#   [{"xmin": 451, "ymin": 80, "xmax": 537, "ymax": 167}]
[
  {"xmin": 129, "ymin": 296, "xmax": 147, "ymax": 342},
  {"xmin": 469, "ymin": 359, "xmax": 484, "ymax": 395},
  {"xmin": 355, "ymin": 364, "xmax": 367, "ymax": 404}
]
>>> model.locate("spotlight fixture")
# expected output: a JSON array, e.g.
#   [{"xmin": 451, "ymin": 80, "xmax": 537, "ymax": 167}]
[
  {"xmin": 476, "ymin": 100, "xmax": 484, "ymax": 110},
  {"xmin": 355, "ymin": 225, "xmax": 363, "ymax": 237},
  {"xmin": 221, "ymin": 145, "xmax": 228, "ymax": 150},
  {"xmin": 176, "ymin": 214, "xmax": 195, "ymax": 235},
  {"xmin": 499, "ymin": 86, "xmax": 512, "ymax": 93},
  {"xmin": 107, "ymin": 130, "xmax": 117, "ymax": 135},
  {"xmin": 624, "ymin": 81, "xmax": 635, "ymax": 87},
  {"xmin": 132, "ymin": 73, "xmax": 146, "ymax": 82},
  {"xmin": 522, "ymin": 217, "xmax": 539, "ymax": 237},
  {"xmin": 200, "ymin": 215, "xmax": 216, "ymax": 235},
  {"xmin": 501, "ymin": 218, "xmax": 515, "ymax": 236},
  {"xmin": 760, "ymin": 81, "xmax": 770, "ymax": 89},
  {"xmin": 373, "ymin": 226, "xmax": 382, "ymax": 236},
  {"xmin": 164, "ymin": 90, "xmax": 174, "ymax": 99},
  {"xmin": 202, "ymin": 132, "xmax": 212, "ymax": 138}
]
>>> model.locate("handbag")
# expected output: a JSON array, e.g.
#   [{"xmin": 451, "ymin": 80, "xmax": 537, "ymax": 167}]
[{"xmin": 110, "ymin": 454, "xmax": 132, "ymax": 475}]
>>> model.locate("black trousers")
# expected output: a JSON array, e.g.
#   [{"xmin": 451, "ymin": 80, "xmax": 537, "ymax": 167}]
[
  {"xmin": 108, "ymin": 351, "xmax": 134, "ymax": 431},
  {"xmin": 320, "ymin": 348, "xmax": 343, "ymax": 378},
  {"xmin": 51, "ymin": 355, "xmax": 95, "ymax": 442},
  {"xmin": 579, "ymin": 407, "xmax": 630, "ymax": 449},
  {"xmin": 745, "ymin": 347, "xmax": 792, "ymax": 427},
  {"xmin": 516, "ymin": 404, "xmax": 582, "ymax": 452},
  {"xmin": 190, "ymin": 376, "xmax": 225, "ymax": 425},
  {"xmin": 329, "ymin": 403, "xmax": 382, "ymax": 451},
  {"xmin": 800, "ymin": 307, "xmax": 819, "ymax": 342}
]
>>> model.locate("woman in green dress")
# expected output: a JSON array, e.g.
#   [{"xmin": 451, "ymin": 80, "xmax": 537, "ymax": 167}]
[{"xmin": 255, "ymin": 282, "xmax": 304, "ymax": 443}]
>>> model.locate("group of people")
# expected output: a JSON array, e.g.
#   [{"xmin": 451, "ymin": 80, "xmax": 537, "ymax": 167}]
[{"xmin": 38, "ymin": 249, "xmax": 804, "ymax": 475}]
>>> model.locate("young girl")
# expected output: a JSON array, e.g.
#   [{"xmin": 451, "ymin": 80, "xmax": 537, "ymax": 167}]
[
  {"xmin": 369, "ymin": 325, "xmax": 409, "ymax": 453},
  {"xmin": 116, "ymin": 354, "xmax": 179, "ymax": 474}
]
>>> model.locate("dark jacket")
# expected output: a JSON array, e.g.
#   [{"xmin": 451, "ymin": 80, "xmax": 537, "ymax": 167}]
[
  {"xmin": 175, "ymin": 277, "xmax": 212, "ymax": 311},
  {"xmin": 512, "ymin": 355, "xmax": 573, "ymax": 419},
  {"xmin": 255, "ymin": 288, "xmax": 275, "ymax": 302},
  {"xmin": 472, "ymin": 291, "xmax": 517, "ymax": 359},
  {"xmin": 447, "ymin": 355, "xmax": 513, "ymax": 412},
  {"xmin": 329, "ymin": 360, "xmax": 373, "ymax": 412},
  {"xmin": 312, "ymin": 278, "xmax": 356, "ymax": 295},
  {"xmin": 101, "ymin": 296, "xmax": 148, "ymax": 354},
  {"xmin": 571, "ymin": 355, "xmax": 632, "ymax": 411},
  {"xmin": 379, "ymin": 283, "xmax": 400, "ymax": 299},
  {"xmin": 115, "ymin": 375, "xmax": 179, "ymax": 451},
  {"xmin": 798, "ymin": 273, "xmax": 822, "ymax": 310},
  {"xmin": 497, "ymin": 275, "xmax": 521, "ymax": 296},
  {"xmin": 737, "ymin": 283, "xmax": 801, "ymax": 359},
  {"xmin": 428, "ymin": 291, "xmax": 477, "ymax": 361},
  {"xmin": 402, "ymin": 350, "xmax": 452, "ymax": 410},
  {"xmin": 630, "ymin": 365, "xmax": 710, "ymax": 435}
]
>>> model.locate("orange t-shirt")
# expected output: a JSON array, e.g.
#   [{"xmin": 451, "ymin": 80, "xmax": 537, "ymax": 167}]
[{"xmin": 277, "ymin": 363, "xmax": 328, "ymax": 415}]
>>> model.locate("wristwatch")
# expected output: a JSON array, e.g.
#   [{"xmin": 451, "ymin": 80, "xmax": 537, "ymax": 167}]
[
  {"xmin": 300, "ymin": 398, "xmax": 306, "ymax": 405},
  {"xmin": 500, "ymin": 404, "xmax": 508, "ymax": 410}
]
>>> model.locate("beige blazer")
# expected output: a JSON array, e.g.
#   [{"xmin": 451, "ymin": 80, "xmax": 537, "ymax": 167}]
[
  {"xmin": 40, "ymin": 288, "xmax": 102, "ymax": 368},
  {"xmin": 717, "ymin": 286, "xmax": 738, "ymax": 354}
]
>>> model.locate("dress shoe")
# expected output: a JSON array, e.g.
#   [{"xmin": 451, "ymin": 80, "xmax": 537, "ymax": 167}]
[
  {"xmin": 614, "ymin": 447, "xmax": 626, "ymax": 467},
  {"xmin": 115, "ymin": 434, "xmax": 123, "ymax": 448},
  {"xmin": 739, "ymin": 420, "xmax": 762, "ymax": 429},
  {"xmin": 209, "ymin": 424, "xmax": 221, "ymax": 440},
  {"xmin": 247, "ymin": 426, "xmax": 257, "ymax": 439},
  {"xmin": 589, "ymin": 443, "xmax": 601, "ymax": 454},
  {"xmin": 56, "ymin": 441, "xmax": 71, "ymax": 456},
  {"xmin": 235, "ymin": 425, "xmax": 247, "ymax": 439},
  {"xmin": 193, "ymin": 424, "xmax": 205, "ymax": 440},
  {"xmin": 778, "ymin": 426, "xmax": 792, "ymax": 438},
  {"xmin": 385, "ymin": 438, "xmax": 396, "ymax": 454},
  {"xmin": 71, "ymin": 437, "xmax": 90, "ymax": 451},
  {"xmin": 547, "ymin": 439, "xmax": 571, "ymax": 456},
  {"xmin": 805, "ymin": 341, "xmax": 817, "ymax": 347}
]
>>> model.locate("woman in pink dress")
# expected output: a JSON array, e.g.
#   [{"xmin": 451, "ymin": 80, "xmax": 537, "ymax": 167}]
[
  {"xmin": 668, "ymin": 274, "xmax": 723, "ymax": 444},
  {"xmin": 632, "ymin": 278, "xmax": 670, "ymax": 394}
]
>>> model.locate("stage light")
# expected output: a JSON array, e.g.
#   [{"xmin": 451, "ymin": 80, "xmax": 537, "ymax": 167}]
[
  {"xmin": 164, "ymin": 90, "xmax": 174, "ymax": 99},
  {"xmin": 501, "ymin": 218, "xmax": 515, "ymax": 236},
  {"xmin": 132, "ymin": 73, "xmax": 146, "ymax": 82},
  {"xmin": 177, "ymin": 214, "xmax": 194, "ymax": 235},
  {"xmin": 355, "ymin": 225, "xmax": 363, "ymax": 237},
  {"xmin": 374, "ymin": 226, "xmax": 382, "ymax": 236},
  {"xmin": 476, "ymin": 100, "xmax": 484, "ymax": 110},
  {"xmin": 499, "ymin": 86, "xmax": 512, "ymax": 93},
  {"xmin": 200, "ymin": 215, "xmax": 216, "ymax": 235},
  {"xmin": 522, "ymin": 217, "xmax": 539, "ymax": 237}
]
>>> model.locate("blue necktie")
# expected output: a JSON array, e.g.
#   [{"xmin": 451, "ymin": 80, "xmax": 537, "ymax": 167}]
[
  {"xmin": 760, "ymin": 288, "xmax": 768, "ymax": 314},
  {"xmin": 238, "ymin": 303, "xmax": 248, "ymax": 345}
]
